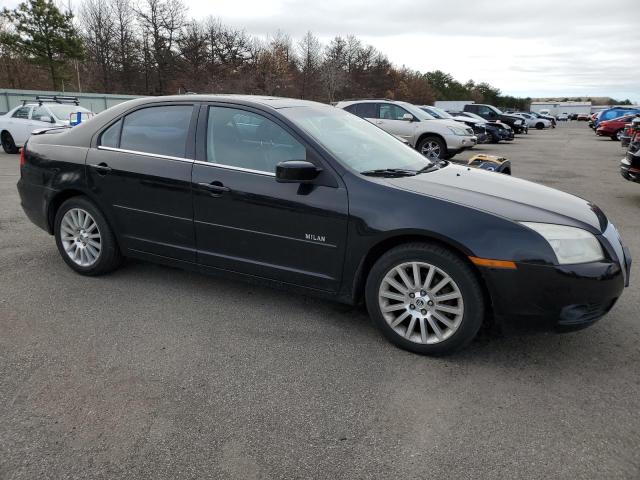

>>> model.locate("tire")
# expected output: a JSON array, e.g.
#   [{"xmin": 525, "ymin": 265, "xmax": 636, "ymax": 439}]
[
  {"xmin": 365, "ymin": 242, "xmax": 485, "ymax": 356},
  {"xmin": 54, "ymin": 196, "xmax": 122, "ymax": 276},
  {"xmin": 1, "ymin": 131, "xmax": 19, "ymax": 154},
  {"xmin": 612, "ymin": 129, "xmax": 622, "ymax": 141},
  {"xmin": 417, "ymin": 136, "xmax": 447, "ymax": 160},
  {"xmin": 535, "ymin": 122, "xmax": 544, "ymax": 130}
]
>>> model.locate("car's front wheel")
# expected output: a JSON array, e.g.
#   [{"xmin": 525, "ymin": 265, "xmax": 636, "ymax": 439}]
[
  {"xmin": 365, "ymin": 243, "xmax": 485, "ymax": 355},
  {"xmin": 54, "ymin": 196, "xmax": 122, "ymax": 275},
  {"xmin": 417, "ymin": 136, "xmax": 447, "ymax": 160},
  {"xmin": 1, "ymin": 131, "xmax": 19, "ymax": 154},
  {"xmin": 612, "ymin": 129, "xmax": 623, "ymax": 141}
]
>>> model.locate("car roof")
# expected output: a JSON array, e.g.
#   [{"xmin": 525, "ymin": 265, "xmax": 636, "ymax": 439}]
[{"xmin": 129, "ymin": 94, "xmax": 324, "ymax": 111}]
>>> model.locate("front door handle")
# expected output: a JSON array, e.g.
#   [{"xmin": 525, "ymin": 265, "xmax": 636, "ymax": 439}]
[
  {"xmin": 198, "ymin": 181, "xmax": 230, "ymax": 195},
  {"xmin": 90, "ymin": 162, "xmax": 112, "ymax": 175}
]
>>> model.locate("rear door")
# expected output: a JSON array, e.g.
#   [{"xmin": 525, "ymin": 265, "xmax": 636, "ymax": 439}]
[
  {"xmin": 192, "ymin": 104, "xmax": 349, "ymax": 291},
  {"xmin": 86, "ymin": 103, "xmax": 197, "ymax": 262}
]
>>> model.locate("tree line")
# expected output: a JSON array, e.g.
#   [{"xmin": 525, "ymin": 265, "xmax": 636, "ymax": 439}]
[{"xmin": 0, "ymin": 0, "xmax": 534, "ymax": 109}]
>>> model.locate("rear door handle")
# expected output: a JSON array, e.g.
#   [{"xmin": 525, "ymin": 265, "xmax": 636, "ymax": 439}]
[
  {"xmin": 90, "ymin": 162, "xmax": 112, "ymax": 174},
  {"xmin": 198, "ymin": 182, "xmax": 230, "ymax": 195}
]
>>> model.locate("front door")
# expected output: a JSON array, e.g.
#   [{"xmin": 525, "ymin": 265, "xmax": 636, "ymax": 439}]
[
  {"xmin": 86, "ymin": 103, "xmax": 197, "ymax": 262},
  {"xmin": 192, "ymin": 105, "xmax": 349, "ymax": 292},
  {"xmin": 377, "ymin": 104, "xmax": 416, "ymax": 144}
]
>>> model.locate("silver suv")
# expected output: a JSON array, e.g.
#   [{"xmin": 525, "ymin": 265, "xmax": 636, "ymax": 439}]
[{"xmin": 335, "ymin": 99, "xmax": 476, "ymax": 160}]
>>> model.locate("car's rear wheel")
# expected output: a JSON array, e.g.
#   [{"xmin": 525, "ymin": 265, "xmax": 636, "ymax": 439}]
[
  {"xmin": 54, "ymin": 196, "xmax": 122, "ymax": 275},
  {"xmin": 535, "ymin": 122, "xmax": 544, "ymax": 130},
  {"xmin": 365, "ymin": 243, "xmax": 484, "ymax": 355},
  {"xmin": 1, "ymin": 131, "xmax": 19, "ymax": 154},
  {"xmin": 417, "ymin": 136, "xmax": 447, "ymax": 160}
]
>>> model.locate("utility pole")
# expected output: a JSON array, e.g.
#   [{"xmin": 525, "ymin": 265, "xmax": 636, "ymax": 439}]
[{"xmin": 76, "ymin": 60, "xmax": 82, "ymax": 93}]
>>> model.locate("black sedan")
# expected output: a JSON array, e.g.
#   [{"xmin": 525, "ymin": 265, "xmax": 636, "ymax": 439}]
[{"xmin": 17, "ymin": 95, "xmax": 631, "ymax": 355}]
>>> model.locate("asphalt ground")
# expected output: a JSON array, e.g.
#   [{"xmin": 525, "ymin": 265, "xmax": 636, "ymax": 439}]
[{"xmin": 1, "ymin": 121, "xmax": 639, "ymax": 479}]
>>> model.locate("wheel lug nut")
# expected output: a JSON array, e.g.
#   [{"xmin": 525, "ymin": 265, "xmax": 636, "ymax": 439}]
[
  {"xmin": 427, "ymin": 301, "xmax": 434, "ymax": 306},
  {"xmin": 421, "ymin": 309, "xmax": 427, "ymax": 315},
  {"xmin": 409, "ymin": 293, "xmax": 415, "ymax": 298},
  {"xmin": 420, "ymin": 290, "xmax": 426, "ymax": 296},
  {"xmin": 409, "ymin": 304, "xmax": 415, "ymax": 310}
]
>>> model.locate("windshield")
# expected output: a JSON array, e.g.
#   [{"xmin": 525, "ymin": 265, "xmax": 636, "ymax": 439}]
[
  {"xmin": 397, "ymin": 102, "xmax": 435, "ymax": 120},
  {"xmin": 48, "ymin": 105, "xmax": 91, "ymax": 121},
  {"xmin": 490, "ymin": 105, "xmax": 503, "ymax": 115},
  {"xmin": 282, "ymin": 105, "xmax": 434, "ymax": 173},
  {"xmin": 420, "ymin": 106, "xmax": 453, "ymax": 119}
]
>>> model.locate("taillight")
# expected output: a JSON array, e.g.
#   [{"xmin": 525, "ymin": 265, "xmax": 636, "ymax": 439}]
[{"xmin": 19, "ymin": 147, "xmax": 25, "ymax": 166}]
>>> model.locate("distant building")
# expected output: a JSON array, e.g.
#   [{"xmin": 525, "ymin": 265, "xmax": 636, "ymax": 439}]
[{"xmin": 530, "ymin": 101, "xmax": 592, "ymax": 116}]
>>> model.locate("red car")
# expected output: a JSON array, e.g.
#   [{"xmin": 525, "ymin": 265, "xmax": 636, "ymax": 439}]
[{"xmin": 597, "ymin": 114, "xmax": 640, "ymax": 141}]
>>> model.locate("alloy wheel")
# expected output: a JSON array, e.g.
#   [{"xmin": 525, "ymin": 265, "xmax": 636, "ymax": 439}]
[
  {"xmin": 378, "ymin": 261, "xmax": 464, "ymax": 344},
  {"xmin": 420, "ymin": 141, "xmax": 442, "ymax": 160},
  {"xmin": 60, "ymin": 208, "xmax": 102, "ymax": 267}
]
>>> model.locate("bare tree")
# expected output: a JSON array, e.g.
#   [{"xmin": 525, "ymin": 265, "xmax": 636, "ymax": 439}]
[
  {"xmin": 296, "ymin": 31, "xmax": 321, "ymax": 99},
  {"xmin": 79, "ymin": 0, "xmax": 116, "ymax": 92},
  {"xmin": 135, "ymin": 0, "xmax": 186, "ymax": 93},
  {"xmin": 112, "ymin": 0, "xmax": 138, "ymax": 91},
  {"xmin": 177, "ymin": 20, "xmax": 207, "ymax": 92}
]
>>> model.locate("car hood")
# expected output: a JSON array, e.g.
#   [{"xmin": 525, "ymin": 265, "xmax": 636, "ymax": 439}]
[
  {"xmin": 453, "ymin": 115, "xmax": 483, "ymax": 125},
  {"xmin": 426, "ymin": 118, "xmax": 467, "ymax": 129},
  {"xmin": 385, "ymin": 164, "xmax": 607, "ymax": 233}
]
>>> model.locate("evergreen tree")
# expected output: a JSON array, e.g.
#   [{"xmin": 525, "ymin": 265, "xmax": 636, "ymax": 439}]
[{"xmin": 2, "ymin": 0, "xmax": 83, "ymax": 90}]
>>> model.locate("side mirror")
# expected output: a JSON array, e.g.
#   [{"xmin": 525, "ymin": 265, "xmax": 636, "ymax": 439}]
[
  {"xmin": 39, "ymin": 115, "xmax": 54, "ymax": 123},
  {"xmin": 276, "ymin": 160, "xmax": 321, "ymax": 183},
  {"xmin": 401, "ymin": 113, "xmax": 414, "ymax": 122}
]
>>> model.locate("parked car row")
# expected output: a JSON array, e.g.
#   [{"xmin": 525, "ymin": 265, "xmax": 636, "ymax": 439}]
[{"xmin": 0, "ymin": 96, "xmax": 93, "ymax": 154}]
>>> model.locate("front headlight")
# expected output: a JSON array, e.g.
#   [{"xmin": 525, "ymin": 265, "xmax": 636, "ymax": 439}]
[
  {"xmin": 521, "ymin": 222, "xmax": 604, "ymax": 264},
  {"xmin": 447, "ymin": 126, "xmax": 468, "ymax": 136}
]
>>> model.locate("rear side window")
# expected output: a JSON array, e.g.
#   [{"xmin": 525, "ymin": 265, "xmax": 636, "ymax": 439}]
[
  {"xmin": 355, "ymin": 103, "xmax": 377, "ymax": 118},
  {"xmin": 12, "ymin": 107, "xmax": 31, "ymax": 119},
  {"xmin": 100, "ymin": 120, "xmax": 122, "ymax": 148},
  {"xmin": 119, "ymin": 105, "xmax": 193, "ymax": 158}
]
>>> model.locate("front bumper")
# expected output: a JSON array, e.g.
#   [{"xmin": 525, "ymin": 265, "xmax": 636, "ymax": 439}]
[
  {"xmin": 445, "ymin": 135, "xmax": 477, "ymax": 151},
  {"xmin": 480, "ymin": 226, "xmax": 630, "ymax": 333}
]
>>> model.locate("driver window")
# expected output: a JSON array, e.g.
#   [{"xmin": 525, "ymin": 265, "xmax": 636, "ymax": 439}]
[
  {"xmin": 379, "ymin": 104, "xmax": 407, "ymax": 121},
  {"xmin": 206, "ymin": 107, "xmax": 306, "ymax": 173}
]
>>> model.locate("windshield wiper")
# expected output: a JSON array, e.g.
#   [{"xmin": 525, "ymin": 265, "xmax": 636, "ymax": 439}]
[
  {"xmin": 360, "ymin": 168, "xmax": 418, "ymax": 177},
  {"xmin": 416, "ymin": 160, "xmax": 446, "ymax": 174}
]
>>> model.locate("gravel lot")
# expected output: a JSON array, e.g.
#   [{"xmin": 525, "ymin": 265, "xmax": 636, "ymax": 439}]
[{"xmin": 1, "ymin": 122, "xmax": 639, "ymax": 479}]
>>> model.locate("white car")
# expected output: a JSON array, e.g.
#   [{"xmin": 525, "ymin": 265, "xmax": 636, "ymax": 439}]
[
  {"xmin": 513, "ymin": 112, "xmax": 552, "ymax": 130},
  {"xmin": 0, "ymin": 99, "xmax": 93, "ymax": 153},
  {"xmin": 336, "ymin": 99, "xmax": 476, "ymax": 160}
]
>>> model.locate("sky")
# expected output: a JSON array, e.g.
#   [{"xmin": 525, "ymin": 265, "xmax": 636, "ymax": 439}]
[
  {"xmin": 187, "ymin": 0, "xmax": 640, "ymax": 101},
  {"xmin": 4, "ymin": 0, "xmax": 639, "ymax": 101}
]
